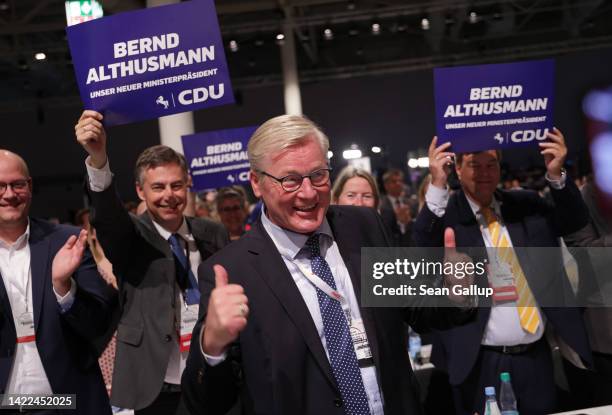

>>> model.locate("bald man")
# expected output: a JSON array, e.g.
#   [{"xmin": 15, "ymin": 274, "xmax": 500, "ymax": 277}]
[{"xmin": 0, "ymin": 150, "xmax": 116, "ymax": 414}]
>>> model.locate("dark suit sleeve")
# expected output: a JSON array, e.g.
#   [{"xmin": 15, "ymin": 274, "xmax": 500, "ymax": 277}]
[
  {"xmin": 368, "ymin": 207, "xmax": 475, "ymax": 332},
  {"xmin": 413, "ymin": 204, "xmax": 446, "ymax": 247},
  {"xmin": 544, "ymin": 179, "xmax": 590, "ymax": 236},
  {"xmin": 88, "ymin": 179, "xmax": 153, "ymax": 285},
  {"xmin": 564, "ymin": 222, "xmax": 611, "ymax": 248},
  {"xmin": 182, "ymin": 260, "xmax": 240, "ymax": 415}
]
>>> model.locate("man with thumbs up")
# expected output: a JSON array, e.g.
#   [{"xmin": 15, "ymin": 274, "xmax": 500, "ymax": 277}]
[
  {"xmin": 182, "ymin": 115, "xmax": 476, "ymax": 415},
  {"xmin": 413, "ymin": 130, "xmax": 592, "ymax": 415}
]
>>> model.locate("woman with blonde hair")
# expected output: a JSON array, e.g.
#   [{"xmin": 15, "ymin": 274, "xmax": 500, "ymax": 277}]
[{"xmin": 331, "ymin": 166, "xmax": 380, "ymax": 209}]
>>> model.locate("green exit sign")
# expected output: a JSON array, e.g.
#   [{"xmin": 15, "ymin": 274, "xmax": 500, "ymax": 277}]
[{"xmin": 65, "ymin": 1, "xmax": 104, "ymax": 26}]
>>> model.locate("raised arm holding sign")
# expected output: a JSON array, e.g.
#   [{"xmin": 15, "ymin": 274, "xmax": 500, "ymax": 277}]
[{"xmin": 67, "ymin": 0, "xmax": 233, "ymax": 126}]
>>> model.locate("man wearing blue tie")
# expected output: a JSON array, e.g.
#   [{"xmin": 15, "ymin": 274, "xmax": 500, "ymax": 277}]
[
  {"xmin": 181, "ymin": 114, "xmax": 476, "ymax": 415},
  {"xmin": 75, "ymin": 110, "xmax": 229, "ymax": 414}
]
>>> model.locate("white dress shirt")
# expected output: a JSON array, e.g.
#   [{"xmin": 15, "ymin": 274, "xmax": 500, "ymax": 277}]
[
  {"xmin": 86, "ymin": 157, "xmax": 201, "ymax": 385},
  {"xmin": 0, "ymin": 223, "xmax": 76, "ymax": 394}
]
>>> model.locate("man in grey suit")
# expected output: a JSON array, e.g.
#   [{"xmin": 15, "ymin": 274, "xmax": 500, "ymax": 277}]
[{"xmin": 75, "ymin": 110, "xmax": 229, "ymax": 414}]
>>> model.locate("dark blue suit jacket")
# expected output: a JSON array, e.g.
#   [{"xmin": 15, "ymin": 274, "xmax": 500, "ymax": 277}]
[
  {"xmin": 0, "ymin": 218, "xmax": 116, "ymax": 414},
  {"xmin": 413, "ymin": 182, "xmax": 593, "ymax": 385}
]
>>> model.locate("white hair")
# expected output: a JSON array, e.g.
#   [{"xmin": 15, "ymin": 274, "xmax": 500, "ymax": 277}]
[{"xmin": 247, "ymin": 114, "xmax": 329, "ymax": 172}]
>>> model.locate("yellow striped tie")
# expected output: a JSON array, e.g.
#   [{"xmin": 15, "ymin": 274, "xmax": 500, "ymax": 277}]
[{"xmin": 482, "ymin": 207, "xmax": 541, "ymax": 334}]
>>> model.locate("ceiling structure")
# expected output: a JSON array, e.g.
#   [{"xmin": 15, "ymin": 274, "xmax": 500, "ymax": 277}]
[{"xmin": 1, "ymin": 0, "xmax": 611, "ymax": 111}]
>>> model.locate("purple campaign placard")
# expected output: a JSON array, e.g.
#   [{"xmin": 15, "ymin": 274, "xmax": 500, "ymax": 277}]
[
  {"xmin": 434, "ymin": 59, "xmax": 555, "ymax": 153},
  {"xmin": 66, "ymin": 0, "xmax": 234, "ymax": 126},
  {"xmin": 182, "ymin": 126, "xmax": 257, "ymax": 191}
]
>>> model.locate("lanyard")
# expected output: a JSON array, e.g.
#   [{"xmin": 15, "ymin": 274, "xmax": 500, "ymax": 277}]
[{"xmin": 293, "ymin": 261, "xmax": 352, "ymax": 325}]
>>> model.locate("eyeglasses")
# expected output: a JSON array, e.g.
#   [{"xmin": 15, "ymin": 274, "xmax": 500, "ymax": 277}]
[
  {"xmin": 0, "ymin": 179, "xmax": 30, "ymax": 195},
  {"xmin": 259, "ymin": 168, "xmax": 331, "ymax": 192}
]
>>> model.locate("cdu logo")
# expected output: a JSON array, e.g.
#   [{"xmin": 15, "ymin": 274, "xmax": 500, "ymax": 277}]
[{"xmin": 510, "ymin": 128, "xmax": 549, "ymax": 143}]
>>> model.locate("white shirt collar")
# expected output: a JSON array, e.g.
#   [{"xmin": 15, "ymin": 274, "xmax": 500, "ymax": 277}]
[
  {"xmin": 0, "ymin": 220, "xmax": 30, "ymax": 250},
  {"xmin": 151, "ymin": 216, "xmax": 191, "ymax": 242},
  {"xmin": 463, "ymin": 192, "xmax": 502, "ymax": 220},
  {"xmin": 260, "ymin": 206, "xmax": 333, "ymax": 261}
]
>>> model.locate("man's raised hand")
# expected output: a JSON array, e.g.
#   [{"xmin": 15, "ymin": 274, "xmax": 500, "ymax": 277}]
[
  {"xmin": 428, "ymin": 136, "xmax": 455, "ymax": 189},
  {"xmin": 52, "ymin": 229, "xmax": 88, "ymax": 296},
  {"xmin": 539, "ymin": 127, "xmax": 567, "ymax": 180},
  {"xmin": 75, "ymin": 110, "xmax": 108, "ymax": 169}
]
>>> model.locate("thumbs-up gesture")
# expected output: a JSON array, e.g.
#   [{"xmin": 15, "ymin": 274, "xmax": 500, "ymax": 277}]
[
  {"xmin": 442, "ymin": 227, "xmax": 475, "ymax": 305},
  {"xmin": 202, "ymin": 265, "xmax": 249, "ymax": 356}
]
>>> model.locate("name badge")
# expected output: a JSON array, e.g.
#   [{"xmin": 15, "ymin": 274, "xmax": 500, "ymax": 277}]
[
  {"xmin": 349, "ymin": 319, "xmax": 374, "ymax": 368},
  {"xmin": 178, "ymin": 304, "xmax": 199, "ymax": 353},
  {"xmin": 487, "ymin": 257, "xmax": 518, "ymax": 302},
  {"xmin": 16, "ymin": 311, "xmax": 35, "ymax": 343}
]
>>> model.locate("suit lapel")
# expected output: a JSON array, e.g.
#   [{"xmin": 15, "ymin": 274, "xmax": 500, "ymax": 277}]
[
  {"xmin": 247, "ymin": 221, "xmax": 338, "ymax": 392},
  {"xmin": 186, "ymin": 217, "xmax": 215, "ymax": 260},
  {"xmin": 137, "ymin": 213, "xmax": 173, "ymax": 257},
  {"xmin": 29, "ymin": 220, "xmax": 51, "ymax": 332},
  {"xmin": 454, "ymin": 191, "xmax": 485, "ymax": 247},
  {"xmin": 0, "ymin": 269, "xmax": 12, "ymax": 328}
]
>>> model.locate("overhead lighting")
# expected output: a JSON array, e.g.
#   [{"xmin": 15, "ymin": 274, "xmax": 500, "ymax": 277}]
[
  {"xmin": 371, "ymin": 146, "xmax": 381, "ymax": 154},
  {"xmin": 0, "ymin": 1, "xmax": 9, "ymax": 11},
  {"xmin": 371, "ymin": 23, "xmax": 381, "ymax": 35},
  {"xmin": 327, "ymin": 151, "xmax": 334, "ymax": 159},
  {"xmin": 417, "ymin": 157, "xmax": 429, "ymax": 168},
  {"xmin": 469, "ymin": 11, "xmax": 478, "ymax": 24},
  {"xmin": 346, "ymin": 1, "xmax": 355, "ymax": 11},
  {"xmin": 343, "ymin": 145, "xmax": 362, "ymax": 160},
  {"xmin": 229, "ymin": 40, "xmax": 238, "ymax": 52},
  {"xmin": 324, "ymin": 28, "xmax": 334, "ymax": 40},
  {"xmin": 408, "ymin": 158, "xmax": 419, "ymax": 169},
  {"xmin": 421, "ymin": 18, "xmax": 430, "ymax": 31},
  {"xmin": 276, "ymin": 33, "xmax": 285, "ymax": 41},
  {"xmin": 34, "ymin": 52, "xmax": 46, "ymax": 61}
]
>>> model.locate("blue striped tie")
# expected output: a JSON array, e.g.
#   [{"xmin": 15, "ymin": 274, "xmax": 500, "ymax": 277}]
[{"xmin": 168, "ymin": 233, "xmax": 200, "ymax": 305}]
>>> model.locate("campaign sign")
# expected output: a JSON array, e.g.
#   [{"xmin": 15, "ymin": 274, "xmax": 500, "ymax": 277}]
[
  {"xmin": 182, "ymin": 126, "xmax": 257, "ymax": 191},
  {"xmin": 434, "ymin": 59, "xmax": 555, "ymax": 153},
  {"xmin": 67, "ymin": 0, "xmax": 234, "ymax": 126}
]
